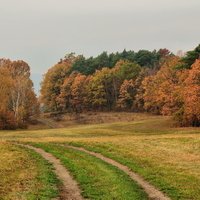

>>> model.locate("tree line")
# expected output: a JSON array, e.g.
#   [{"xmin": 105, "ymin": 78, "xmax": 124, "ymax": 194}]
[
  {"xmin": 40, "ymin": 45, "xmax": 200, "ymax": 126},
  {"xmin": 1, "ymin": 45, "xmax": 199, "ymax": 129},
  {"xmin": 0, "ymin": 59, "xmax": 38, "ymax": 129}
]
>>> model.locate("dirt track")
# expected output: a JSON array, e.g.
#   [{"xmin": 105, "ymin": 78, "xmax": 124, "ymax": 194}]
[
  {"xmin": 16, "ymin": 144, "xmax": 83, "ymax": 200},
  {"xmin": 60, "ymin": 144, "xmax": 171, "ymax": 200},
  {"xmin": 15, "ymin": 143, "xmax": 171, "ymax": 200}
]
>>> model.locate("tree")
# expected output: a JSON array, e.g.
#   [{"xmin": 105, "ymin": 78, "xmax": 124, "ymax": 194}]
[
  {"xmin": 134, "ymin": 67, "xmax": 155, "ymax": 111},
  {"xmin": 158, "ymin": 48, "xmax": 172, "ymax": 59},
  {"xmin": 113, "ymin": 60, "xmax": 141, "ymax": 81},
  {"xmin": 7, "ymin": 76, "xmax": 36, "ymax": 122},
  {"xmin": 181, "ymin": 59, "xmax": 200, "ymax": 126},
  {"xmin": 58, "ymin": 71, "xmax": 79, "ymax": 111},
  {"xmin": 117, "ymin": 79, "xmax": 135, "ymax": 109},
  {"xmin": 0, "ymin": 59, "xmax": 37, "ymax": 128},
  {"xmin": 70, "ymin": 73, "xmax": 87, "ymax": 112},
  {"xmin": 0, "ymin": 67, "xmax": 13, "ymax": 110},
  {"xmin": 142, "ymin": 56, "xmax": 187, "ymax": 114},
  {"xmin": 0, "ymin": 110, "xmax": 17, "ymax": 130},
  {"xmin": 3, "ymin": 60, "xmax": 31, "ymax": 78},
  {"xmin": 177, "ymin": 44, "xmax": 200, "ymax": 69},
  {"xmin": 40, "ymin": 62, "xmax": 72, "ymax": 111},
  {"xmin": 133, "ymin": 50, "xmax": 154, "ymax": 67},
  {"xmin": 87, "ymin": 69, "xmax": 111, "ymax": 110},
  {"xmin": 94, "ymin": 51, "xmax": 110, "ymax": 70}
]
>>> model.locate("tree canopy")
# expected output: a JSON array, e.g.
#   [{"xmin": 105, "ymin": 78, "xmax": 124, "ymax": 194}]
[
  {"xmin": 39, "ymin": 44, "xmax": 200, "ymax": 127},
  {"xmin": 0, "ymin": 59, "xmax": 37, "ymax": 129}
]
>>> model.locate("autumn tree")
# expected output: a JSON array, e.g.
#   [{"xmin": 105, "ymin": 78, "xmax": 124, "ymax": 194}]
[
  {"xmin": 4, "ymin": 60, "xmax": 37, "ymax": 122},
  {"xmin": 0, "ymin": 110, "xmax": 17, "ymax": 130},
  {"xmin": 70, "ymin": 73, "xmax": 88, "ymax": 112},
  {"xmin": 134, "ymin": 67, "xmax": 155, "ymax": 111},
  {"xmin": 87, "ymin": 68, "xmax": 111, "ymax": 110},
  {"xmin": 0, "ymin": 59, "xmax": 37, "ymax": 129},
  {"xmin": 58, "ymin": 71, "xmax": 79, "ymax": 111},
  {"xmin": 0, "ymin": 67, "xmax": 13, "ymax": 110},
  {"xmin": 117, "ymin": 79, "xmax": 135, "ymax": 109},
  {"xmin": 181, "ymin": 59, "xmax": 200, "ymax": 126},
  {"xmin": 40, "ymin": 62, "xmax": 72, "ymax": 111},
  {"xmin": 142, "ymin": 56, "xmax": 187, "ymax": 114},
  {"xmin": 158, "ymin": 48, "xmax": 172, "ymax": 59}
]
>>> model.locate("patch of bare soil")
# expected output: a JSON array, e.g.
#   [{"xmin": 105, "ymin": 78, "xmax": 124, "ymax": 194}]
[
  {"xmin": 61, "ymin": 144, "xmax": 171, "ymax": 200},
  {"xmin": 15, "ymin": 144, "xmax": 83, "ymax": 200}
]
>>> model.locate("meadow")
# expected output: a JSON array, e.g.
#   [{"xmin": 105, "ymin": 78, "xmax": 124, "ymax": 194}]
[{"xmin": 1, "ymin": 112, "xmax": 200, "ymax": 199}]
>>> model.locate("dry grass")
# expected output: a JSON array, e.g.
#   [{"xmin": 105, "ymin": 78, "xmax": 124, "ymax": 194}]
[
  {"xmin": 36, "ymin": 111, "xmax": 162, "ymax": 128},
  {"xmin": 1, "ymin": 112, "xmax": 200, "ymax": 199},
  {"xmin": 0, "ymin": 142, "xmax": 38, "ymax": 199},
  {"xmin": 0, "ymin": 142, "xmax": 61, "ymax": 199}
]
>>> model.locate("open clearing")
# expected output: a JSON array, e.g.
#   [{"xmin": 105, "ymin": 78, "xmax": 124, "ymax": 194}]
[{"xmin": 1, "ymin": 112, "xmax": 200, "ymax": 199}]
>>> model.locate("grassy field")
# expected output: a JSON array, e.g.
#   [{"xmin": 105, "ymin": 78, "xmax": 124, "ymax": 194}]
[
  {"xmin": 32, "ymin": 143, "xmax": 148, "ymax": 199},
  {"xmin": 0, "ymin": 142, "xmax": 61, "ymax": 199},
  {"xmin": 1, "ymin": 112, "xmax": 200, "ymax": 199}
]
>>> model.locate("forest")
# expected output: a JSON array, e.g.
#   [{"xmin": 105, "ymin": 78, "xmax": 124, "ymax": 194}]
[{"xmin": 1, "ymin": 44, "xmax": 200, "ymax": 129}]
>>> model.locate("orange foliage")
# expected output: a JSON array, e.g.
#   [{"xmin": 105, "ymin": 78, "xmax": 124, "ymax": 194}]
[
  {"xmin": 142, "ymin": 56, "xmax": 188, "ymax": 114},
  {"xmin": 118, "ymin": 79, "xmax": 135, "ymax": 109},
  {"xmin": 182, "ymin": 59, "xmax": 200, "ymax": 126},
  {"xmin": 0, "ymin": 59, "xmax": 37, "ymax": 129}
]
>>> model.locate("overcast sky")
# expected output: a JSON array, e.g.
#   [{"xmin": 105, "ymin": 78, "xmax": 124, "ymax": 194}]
[{"xmin": 1, "ymin": 0, "xmax": 200, "ymax": 94}]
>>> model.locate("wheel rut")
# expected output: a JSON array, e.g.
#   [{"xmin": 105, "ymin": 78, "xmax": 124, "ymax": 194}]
[
  {"xmin": 14, "ymin": 143, "xmax": 171, "ymax": 200},
  {"xmin": 15, "ymin": 144, "xmax": 83, "ymax": 200},
  {"xmin": 59, "ymin": 144, "xmax": 171, "ymax": 200}
]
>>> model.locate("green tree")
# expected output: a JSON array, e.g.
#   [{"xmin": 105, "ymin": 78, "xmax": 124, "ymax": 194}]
[
  {"xmin": 177, "ymin": 44, "xmax": 200, "ymax": 69},
  {"xmin": 113, "ymin": 60, "xmax": 141, "ymax": 81}
]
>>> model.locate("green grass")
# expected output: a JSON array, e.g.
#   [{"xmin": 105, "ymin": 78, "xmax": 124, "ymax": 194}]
[
  {"xmin": 1, "ymin": 113, "xmax": 200, "ymax": 199},
  {"xmin": 31, "ymin": 142, "xmax": 149, "ymax": 200},
  {"xmin": 0, "ymin": 142, "xmax": 61, "ymax": 200},
  {"xmin": 65, "ymin": 137, "xmax": 200, "ymax": 200}
]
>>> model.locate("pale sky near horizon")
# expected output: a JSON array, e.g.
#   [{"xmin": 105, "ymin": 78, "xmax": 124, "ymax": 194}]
[{"xmin": 1, "ymin": 0, "xmax": 200, "ymax": 94}]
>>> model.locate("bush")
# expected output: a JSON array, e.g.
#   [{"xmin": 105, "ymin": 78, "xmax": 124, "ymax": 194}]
[{"xmin": 0, "ymin": 110, "xmax": 17, "ymax": 130}]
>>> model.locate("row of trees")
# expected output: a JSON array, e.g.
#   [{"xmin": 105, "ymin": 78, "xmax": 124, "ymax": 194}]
[
  {"xmin": 142, "ymin": 56, "xmax": 200, "ymax": 126},
  {"xmin": 69, "ymin": 48, "xmax": 172, "ymax": 75},
  {"xmin": 40, "ymin": 51, "xmax": 155, "ymax": 113},
  {"xmin": 0, "ymin": 59, "xmax": 38, "ymax": 129},
  {"xmin": 40, "ymin": 45, "xmax": 200, "ymax": 126}
]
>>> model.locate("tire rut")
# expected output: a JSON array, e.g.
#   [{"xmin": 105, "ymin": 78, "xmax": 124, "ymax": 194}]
[
  {"xmin": 15, "ymin": 144, "xmax": 83, "ymax": 200},
  {"xmin": 60, "ymin": 144, "xmax": 171, "ymax": 200}
]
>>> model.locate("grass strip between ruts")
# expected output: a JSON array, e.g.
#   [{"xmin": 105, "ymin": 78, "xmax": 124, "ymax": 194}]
[
  {"xmin": 31, "ymin": 142, "xmax": 149, "ymax": 200},
  {"xmin": 65, "ymin": 141, "xmax": 200, "ymax": 200}
]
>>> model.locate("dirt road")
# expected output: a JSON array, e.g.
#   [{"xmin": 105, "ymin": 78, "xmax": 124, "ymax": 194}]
[
  {"xmin": 60, "ymin": 144, "xmax": 171, "ymax": 200},
  {"xmin": 15, "ymin": 143, "xmax": 171, "ymax": 200},
  {"xmin": 16, "ymin": 144, "xmax": 83, "ymax": 200}
]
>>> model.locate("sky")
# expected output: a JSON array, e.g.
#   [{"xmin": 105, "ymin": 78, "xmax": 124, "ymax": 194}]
[{"xmin": 1, "ymin": 0, "xmax": 200, "ymax": 95}]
